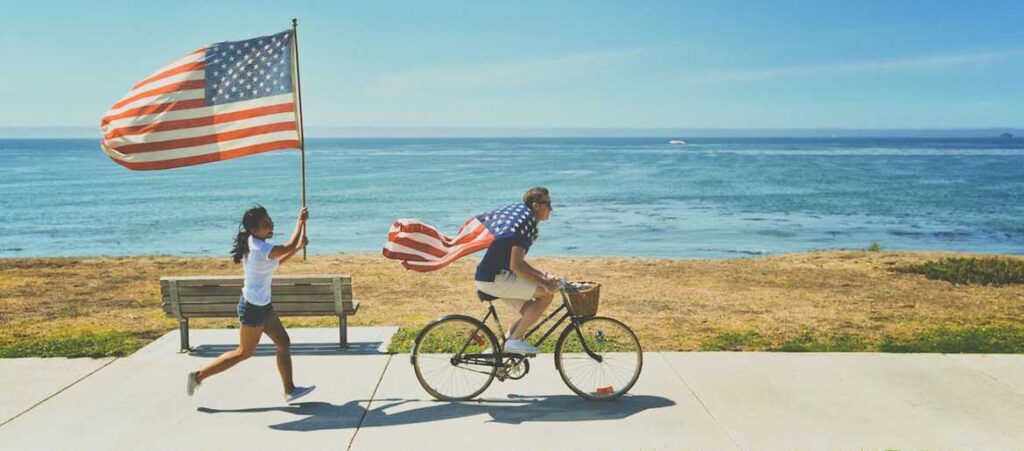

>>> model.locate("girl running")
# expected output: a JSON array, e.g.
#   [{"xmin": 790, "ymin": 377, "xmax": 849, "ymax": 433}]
[{"xmin": 186, "ymin": 205, "xmax": 315, "ymax": 403}]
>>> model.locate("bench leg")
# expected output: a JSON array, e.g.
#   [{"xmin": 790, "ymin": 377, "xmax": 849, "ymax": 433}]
[
  {"xmin": 179, "ymin": 319, "xmax": 191, "ymax": 353},
  {"xmin": 338, "ymin": 314, "xmax": 348, "ymax": 349}
]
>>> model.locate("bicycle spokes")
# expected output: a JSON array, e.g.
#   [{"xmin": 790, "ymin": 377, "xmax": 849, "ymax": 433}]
[
  {"xmin": 413, "ymin": 316, "xmax": 499, "ymax": 401},
  {"xmin": 555, "ymin": 317, "xmax": 643, "ymax": 400}
]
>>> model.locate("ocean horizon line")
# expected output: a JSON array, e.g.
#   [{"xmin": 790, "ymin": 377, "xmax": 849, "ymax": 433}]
[{"xmin": 1, "ymin": 126, "xmax": 1021, "ymax": 139}]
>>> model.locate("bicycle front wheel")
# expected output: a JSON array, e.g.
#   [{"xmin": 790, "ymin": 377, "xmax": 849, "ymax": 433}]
[
  {"xmin": 412, "ymin": 315, "xmax": 499, "ymax": 401},
  {"xmin": 555, "ymin": 316, "xmax": 643, "ymax": 401}
]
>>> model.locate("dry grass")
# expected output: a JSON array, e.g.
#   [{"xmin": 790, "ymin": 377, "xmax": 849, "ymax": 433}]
[{"xmin": 2, "ymin": 250, "xmax": 1023, "ymax": 355}]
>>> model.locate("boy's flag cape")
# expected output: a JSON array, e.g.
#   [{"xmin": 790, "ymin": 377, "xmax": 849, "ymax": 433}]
[
  {"xmin": 383, "ymin": 203, "xmax": 539, "ymax": 272},
  {"xmin": 100, "ymin": 29, "xmax": 300, "ymax": 170}
]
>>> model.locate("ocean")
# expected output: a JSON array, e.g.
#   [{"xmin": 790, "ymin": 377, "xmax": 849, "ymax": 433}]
[{"xmin": 1, "ymin": 137, "xmax": 1022, "ymax": 258}]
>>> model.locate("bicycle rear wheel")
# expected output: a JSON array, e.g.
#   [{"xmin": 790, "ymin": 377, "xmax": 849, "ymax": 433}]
[
  {"xmin": 555, "ymin": 316, "xmax": 643, "ymax": 401},
  {"xmin": 412, "ymin": 315, "xmax": 499, "ymax": 401}
]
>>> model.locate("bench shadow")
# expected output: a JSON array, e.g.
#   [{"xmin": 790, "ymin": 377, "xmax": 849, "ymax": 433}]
[
  {"xmin": 189, "ymin": 341, "xmax": 385, "ymax": 357},
  {"xmin": 197, "ymin": 394, "xmax": 676, "ymax": 431}
]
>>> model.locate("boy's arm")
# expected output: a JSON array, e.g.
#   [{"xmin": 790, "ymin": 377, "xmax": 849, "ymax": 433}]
[{"xmin": 509, "ymin": 246, "xmax": 557, "ymax": 292}]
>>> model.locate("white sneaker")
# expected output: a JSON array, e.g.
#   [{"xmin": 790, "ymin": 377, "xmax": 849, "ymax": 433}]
[
  {"xmin": 285, "ymin": 385, "xmax": 316, "ymax": 403},
  {"xmin": 503, "ymin": 339, "xmax": 538, "ymax": 355},
  {"xmin": 186, "ymin": 371, "xmax": 200, "ymax": 396}
]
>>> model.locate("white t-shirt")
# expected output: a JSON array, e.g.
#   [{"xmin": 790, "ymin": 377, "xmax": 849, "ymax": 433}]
[{"xmin": 242, "ymin": 235, "xmax": 279, "ymax": 306}]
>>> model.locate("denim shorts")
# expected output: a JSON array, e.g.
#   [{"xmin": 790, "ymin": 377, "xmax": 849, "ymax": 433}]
[{"xmin": 237, "ymin": 296, "xmax": 274, "ymax": 327}]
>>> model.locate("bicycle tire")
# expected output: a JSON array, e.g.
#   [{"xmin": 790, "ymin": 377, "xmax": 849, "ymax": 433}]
[
  {"xmin": 554, "ymin": 316, "xmax": 643, "ymax": 401},
  {"xmin": 412, "ymin": 314, "xmax": 499, "ymax": 401}
]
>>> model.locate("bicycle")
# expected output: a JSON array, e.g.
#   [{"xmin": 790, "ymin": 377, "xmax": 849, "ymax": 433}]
[{"xmin": 411, "ymin": 278, "xmax": 643, "ymax": 401}]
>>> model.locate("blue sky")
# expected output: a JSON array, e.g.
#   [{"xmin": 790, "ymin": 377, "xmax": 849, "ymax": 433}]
[{"xmin": 1, "ymin": 0, "xmax": 1022, "ymax": 132}]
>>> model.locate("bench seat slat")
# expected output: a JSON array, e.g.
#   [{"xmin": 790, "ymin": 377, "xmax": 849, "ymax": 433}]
[
  {"xmin": 162, "ymin": 301, "xmax": 359, "ymax": 316},
  {"xmin": 169, "ymin": 303, "xmax": 336, "ymax": 314}
]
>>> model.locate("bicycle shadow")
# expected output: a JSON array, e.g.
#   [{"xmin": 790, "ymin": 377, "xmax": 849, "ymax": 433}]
[{"xmin": 198, "ymin": 394, "xmax": 676, "ymax": 431}]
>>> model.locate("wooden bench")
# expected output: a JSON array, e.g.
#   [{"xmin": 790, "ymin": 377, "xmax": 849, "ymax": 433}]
[{"xmin": 161, "ymin": 275, "xmax": 358, "ymax": 352}]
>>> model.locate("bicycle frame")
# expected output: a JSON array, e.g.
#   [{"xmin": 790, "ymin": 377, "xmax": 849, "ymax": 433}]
[{"xmin": 458, "ymin": 286, "xmax": 603, "ymax": 365}]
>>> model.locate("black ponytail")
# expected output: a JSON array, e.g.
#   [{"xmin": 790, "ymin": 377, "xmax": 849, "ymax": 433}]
[{"xmin": 231, "ymin": 205, "xmax": 268, "ymax": 264}]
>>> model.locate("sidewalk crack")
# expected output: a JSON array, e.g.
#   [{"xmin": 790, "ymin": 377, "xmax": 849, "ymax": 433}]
[
  {"xmin": 347, "ymin": 353, "xmax": 393, "ymax": 451},
  {"xmin": 942, "ymin": 354, "xmax": 1024, "ymax": 397},
  {"xmin": 0, "ymin": 357, "xmax": 119, "ymax": 429},
  {"xmin": 659, "ymin": 353, "xmax": 745, "ymax": 450}
]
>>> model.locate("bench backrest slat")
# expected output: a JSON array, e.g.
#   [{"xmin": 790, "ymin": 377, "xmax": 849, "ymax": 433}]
[
  {"xmin": 164, "ymin": 275, "xmax": 350, "ymax": 284},
  {"xmin": 161, "ymin": 275, "xmax": 354, "ymax": 319}
]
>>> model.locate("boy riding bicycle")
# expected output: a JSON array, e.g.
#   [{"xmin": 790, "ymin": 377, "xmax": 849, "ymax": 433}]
[{"xmin": 473, "ymin": 187, "xmax": 558, "ymax": 355}]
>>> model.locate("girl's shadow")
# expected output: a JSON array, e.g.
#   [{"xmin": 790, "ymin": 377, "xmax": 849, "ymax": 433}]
[{"xmin": 198, "ymin": 394, "xmax": 675, "ymax": 431}]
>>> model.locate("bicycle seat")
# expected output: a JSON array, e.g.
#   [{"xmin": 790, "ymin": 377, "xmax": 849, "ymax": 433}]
[{"xmin": 476, "ymin": 290, "xmax": 500, "ymax": 302}]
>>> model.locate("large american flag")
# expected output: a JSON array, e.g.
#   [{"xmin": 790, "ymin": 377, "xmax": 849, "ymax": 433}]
[
  {"xmin": 383, "ymin": 203, "xmax": 539, "ymax": 272},
  {"xmin": 100, "ymin": 30, "xmax": 300, "ymax": 170}
]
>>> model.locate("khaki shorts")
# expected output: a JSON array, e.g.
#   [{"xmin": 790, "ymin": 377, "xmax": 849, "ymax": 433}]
[{"xmin": 475, "ymin": 270, "xmax": 538, "ymax": 312}]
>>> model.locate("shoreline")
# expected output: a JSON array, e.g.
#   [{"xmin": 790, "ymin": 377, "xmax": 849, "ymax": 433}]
[
  {"xmin": 3, "ymin": 248, "xmax": 1023, "ymax": 261},
  {"xmin": 2, "ymin": 250, "xmax": 1023, "ymax": 356}
]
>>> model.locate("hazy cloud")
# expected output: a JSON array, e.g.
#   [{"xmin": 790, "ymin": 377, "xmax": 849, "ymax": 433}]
[
  {"xmin": 367, "ymin": 49, "xmax": 645, "ymax": 94},
  {"xmin": 681, "ymin": 50, "xmax": 1022, "ymax": 84}
]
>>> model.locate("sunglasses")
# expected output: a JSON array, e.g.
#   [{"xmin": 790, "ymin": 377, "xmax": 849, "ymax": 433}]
[{"xmin": 536, "ymin": 200, "xmax": 552, "ymax": 207}]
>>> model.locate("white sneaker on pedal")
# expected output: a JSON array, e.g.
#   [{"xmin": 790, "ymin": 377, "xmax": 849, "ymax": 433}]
[{"xmin": 504, "ymin": 339, "xmax": 538, "ymax": 355}]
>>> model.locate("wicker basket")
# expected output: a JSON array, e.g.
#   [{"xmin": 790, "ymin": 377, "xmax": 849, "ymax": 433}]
[{"xmin": 567, "ymin": 282, "xmax": 600, "ymax": 317}]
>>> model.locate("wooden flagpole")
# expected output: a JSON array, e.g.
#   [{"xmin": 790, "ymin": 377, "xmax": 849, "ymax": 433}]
[{"xmin": 291, "ymin": 18, "xmax": 307, "ymax": 261}]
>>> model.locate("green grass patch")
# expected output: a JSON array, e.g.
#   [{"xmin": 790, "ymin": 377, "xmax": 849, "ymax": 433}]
[
  {"xmin": 700, "ymin": 331, "xmax": 768, "ymax": 351},
  {"xmin": 0, "ymin": 330, "xmax": 150, "ymax": 358},
  {"xmin": 387, "ymin": 327, "xmax": 418, "ymax": 353},
  {"xmin": 388, "ymin": 325, "xmax": 563, "ymax": 354},
  {"xmin": 771, "ymin": 329, "xmax": 871, "ymax": 352},
  {"xmin": 864, "ymin": 241, "xmax": 883, "ymax": 252},
  {"xmin": 895, "ymin": 257, "xmax": 1024, "ymax": 285},
  {"xmin": 881, "ymin": 326, "xmax": 1024, "ymax": 353}
]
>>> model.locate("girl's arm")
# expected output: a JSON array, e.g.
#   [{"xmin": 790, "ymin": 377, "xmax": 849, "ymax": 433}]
[
  {"xmin": 269, "ymin": 207, "xmax": 308, "ymax": 260},
  {"xmin": 278, "ymin": 233, "xmax": 307, "ymax": 264}
]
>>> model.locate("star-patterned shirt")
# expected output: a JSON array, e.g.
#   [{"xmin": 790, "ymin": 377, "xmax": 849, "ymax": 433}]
[{"xmin": 474, "ymin": 203, "xmax": 539, "ymax": 282}]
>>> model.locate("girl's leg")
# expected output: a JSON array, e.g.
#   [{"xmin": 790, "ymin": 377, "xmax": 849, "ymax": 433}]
[
  {"xmin": 262, "ymin": 311, "xmax": 295, "ymax": 394},
  {"xmin": 196, "ymin": 325, "xmax": 263, "ymax": 383}
]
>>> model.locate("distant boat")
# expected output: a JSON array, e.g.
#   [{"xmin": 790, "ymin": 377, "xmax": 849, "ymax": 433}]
[
  {"xmin": 668, "ymin": 140, "xmax": 686, "ymax": 145},
  {"xmin": 1000, "ymin": 132, "xmax": 1014, "ymax": 139}
]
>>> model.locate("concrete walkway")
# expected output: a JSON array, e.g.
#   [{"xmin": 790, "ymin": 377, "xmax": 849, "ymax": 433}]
[{"xmin": 2, "ymin": 328, "xmax": 1023, "ymax": 449}]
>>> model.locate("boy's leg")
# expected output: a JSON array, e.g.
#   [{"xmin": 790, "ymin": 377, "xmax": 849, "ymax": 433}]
[{"xmin": 508, "ymin": 288, "xmax": 554, "ymax": 340}]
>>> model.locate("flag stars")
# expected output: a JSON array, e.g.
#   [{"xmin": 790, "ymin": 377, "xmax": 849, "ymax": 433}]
[{"xmin": 206, "ymin": 31, "xmax": 292, "ymax": 105}]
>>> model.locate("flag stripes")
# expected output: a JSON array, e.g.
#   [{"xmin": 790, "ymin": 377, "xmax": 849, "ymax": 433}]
[
  {"xmin": 383, "ymin": 218, "xmax": 496, "ymax": 272},
  {"xmin": 100, "ymin": 30, "xmax": 299, "ymax": 171}
]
